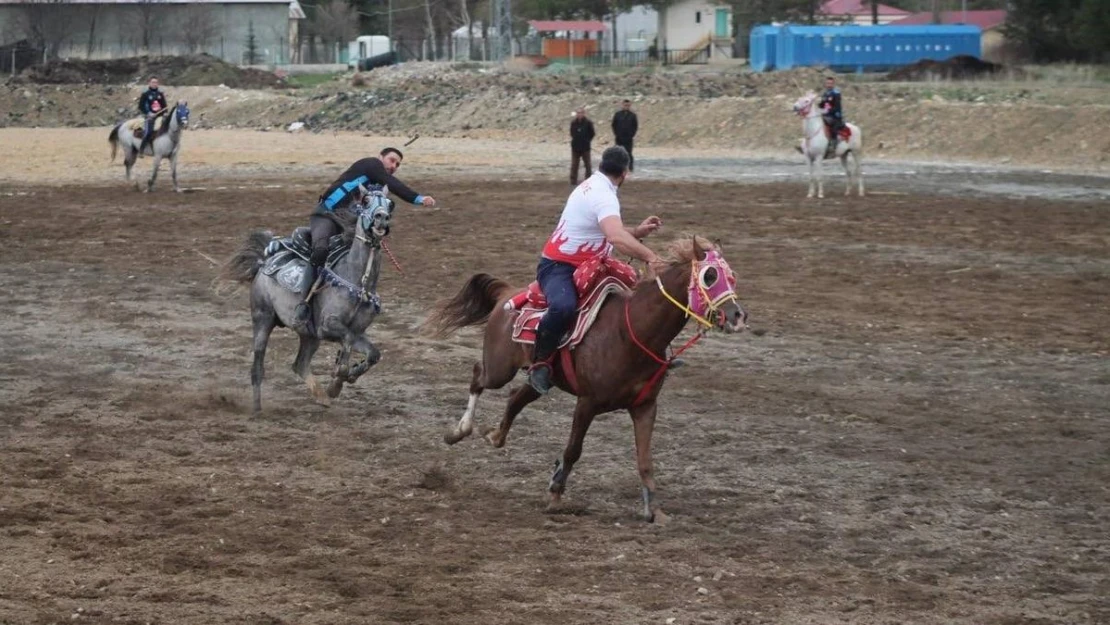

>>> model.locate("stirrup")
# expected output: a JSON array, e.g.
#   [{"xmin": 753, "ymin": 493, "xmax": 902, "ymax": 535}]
[{"xmin": 528, "ymin": 361, "xmax": 553, "ymax": 395}]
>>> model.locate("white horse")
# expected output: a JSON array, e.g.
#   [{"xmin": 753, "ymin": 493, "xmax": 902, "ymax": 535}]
[
  {"xmin": 792, "ymin": 93, "xmax": 864, "ymax": 199},
  {"xmin": 108, "ymin": 101, "xmax": 191, "ymax": 193}
]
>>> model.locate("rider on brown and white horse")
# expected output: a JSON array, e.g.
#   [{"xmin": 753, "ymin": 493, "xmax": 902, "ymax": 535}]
[{"xmin": 527, "ymin": 145, "xmax": 666, "ymax": 394}]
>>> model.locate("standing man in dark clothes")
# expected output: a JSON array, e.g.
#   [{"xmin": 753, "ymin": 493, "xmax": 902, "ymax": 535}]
[
  {"xmin": 292, "ymin": 147, "xmax": 437, "ymax": 327},
  {"xmin": 611, "ymin": 99, "xmax": 639, "ymax": 172},
  {"xmin": 569, "ymin": 107, "xmax": 595, "ymax": 186}
]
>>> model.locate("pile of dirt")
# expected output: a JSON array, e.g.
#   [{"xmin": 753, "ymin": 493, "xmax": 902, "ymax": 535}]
[
  {"xmin": 885, "ymin": 55, "xmax": 1014, "ymax": 81},
  {"xmin": 16, "ymin": 54, "xmax": 285, "ymax": 88},
  {"xmin": 350, "ymin": 61, "xmax": 829, "ymax": 99}
]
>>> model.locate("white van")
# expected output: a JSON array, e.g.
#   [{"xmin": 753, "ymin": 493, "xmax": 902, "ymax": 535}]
[{"xmin": 347, "ymin": 36, "xmax": 393, "ymax": 69}]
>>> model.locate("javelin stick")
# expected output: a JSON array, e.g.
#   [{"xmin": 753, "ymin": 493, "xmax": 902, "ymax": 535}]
[{"xmin": 403, "ymin": 133, "xmax": 420, "ymax": 147}]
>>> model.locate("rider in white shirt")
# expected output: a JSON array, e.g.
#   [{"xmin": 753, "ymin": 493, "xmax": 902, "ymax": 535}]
[{"xmin": 529, "ymin": 146, "xmax": 667, "ymax": 394}]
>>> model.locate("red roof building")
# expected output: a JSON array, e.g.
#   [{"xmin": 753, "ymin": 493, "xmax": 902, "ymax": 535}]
[
  {"xmin": 892, "ymin": 10, "xmax": 1007, "ymax": 31},
  {"xmin": 820, "ymin": 0, "xmax": 911, "ymax": 25}
]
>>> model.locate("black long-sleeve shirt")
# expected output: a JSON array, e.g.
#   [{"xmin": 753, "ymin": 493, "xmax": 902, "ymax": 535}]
[
  {"xmin": 611, "ymin": 110, "xmax": 638, "ymax": 141},
  {"xmin": 138, "ymin": 88, "xmax": 167, "ymax": 116},
  {"xmin": 315, "ymin": 157, "xmax": 422, "ymax": 214},
  {"xmin": 570, "ymin": 118, "xmax": 595, "ymax": 152},
  {"xmin": 820, "ymin": 88, "xmax": 843, "ymax": 119}
]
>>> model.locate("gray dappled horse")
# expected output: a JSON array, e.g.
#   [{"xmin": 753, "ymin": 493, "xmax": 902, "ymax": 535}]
[
  {"xmin": 108, "ymin": 101, "xmax": 190, "ymax": 192},
  {"xmin": 223, "ymin": 187, "xmax": 395, "ymax": 413}
]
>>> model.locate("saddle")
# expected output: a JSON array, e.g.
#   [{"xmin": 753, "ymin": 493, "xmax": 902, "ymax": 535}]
[
  {"xmin": 126, "ymin": 115, "xmax": 165, "ymax": 139},
  {"xmin": 825, "ymin": 122, "xmax": 851, "ymax": 141},
  {"xmin": 506, "ymin": 256, "xmax": 639, "ymax": 349},
  {"xmin": 260, "ymin": 227, "xmax": 351, "ymax": 294}
]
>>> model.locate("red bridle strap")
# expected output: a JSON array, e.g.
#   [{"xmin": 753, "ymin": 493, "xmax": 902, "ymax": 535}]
[{"xmin": 624, "ymin": 297, "xmax": 704, "ymax": 407}]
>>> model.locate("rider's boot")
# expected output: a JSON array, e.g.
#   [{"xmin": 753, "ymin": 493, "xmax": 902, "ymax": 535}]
[
  {"xmin": 293, "ymin": 261, "xmax": 321, "ymax": 332},
  {"xmin": 527, "ymin": 332, "xmax": 558, "ymax": 395}
]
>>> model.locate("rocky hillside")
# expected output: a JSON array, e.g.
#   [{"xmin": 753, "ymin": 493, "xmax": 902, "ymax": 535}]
[{"xmin": 2, "ymin": 61, "xmax": 1107, "ymax": 170}]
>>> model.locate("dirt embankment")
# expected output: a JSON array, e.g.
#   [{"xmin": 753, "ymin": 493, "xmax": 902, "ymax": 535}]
[
  {"xmin": 2, "ymin": 60, "xmax": 1108, "ymax": 169},
  {"xmin": 12, "ymin": 54, "xmax": 285, "ymax": 88}
]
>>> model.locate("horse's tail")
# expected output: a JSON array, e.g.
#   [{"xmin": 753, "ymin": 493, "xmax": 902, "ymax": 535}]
[
  {"xmin": 221, "ymin": 230, "xmax": 272, "ymax": 284},
  {"xmin": 108, "ymin": 123, "xmax": 121, "ymax": 161},
  {"xmin": 424, "ymin": 273, "xmax": 514, "ymax": 338}
]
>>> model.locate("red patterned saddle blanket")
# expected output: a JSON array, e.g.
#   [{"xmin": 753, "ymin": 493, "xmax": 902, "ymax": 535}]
[{"xmin": 506, "ymin": 256, "xmax": 638, "ymax": 348}]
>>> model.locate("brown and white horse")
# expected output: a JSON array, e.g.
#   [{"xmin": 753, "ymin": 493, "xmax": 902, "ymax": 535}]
[{"xmin": 426, "ymin": 237, "xmax": 748, "ymax": 522}]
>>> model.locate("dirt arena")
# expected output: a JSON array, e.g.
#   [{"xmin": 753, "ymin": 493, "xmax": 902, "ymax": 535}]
[{"xmin": 1, "ymin": 131, "xmax": 1108, "ymax": 625}]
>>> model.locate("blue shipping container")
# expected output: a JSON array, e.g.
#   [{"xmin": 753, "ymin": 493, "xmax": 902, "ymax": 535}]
[
  {"xmin": 773, "ymin": 24, "xmax": 981, "ymax": 73},
  {"xmin": 748, "ymin": 25, "xmax": 779, "ymax": 72}
]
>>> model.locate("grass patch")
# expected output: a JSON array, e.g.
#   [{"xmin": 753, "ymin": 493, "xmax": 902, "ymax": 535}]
[{"xmin": 284, "ymin": 72, "xmax": 345, "ymax": 88}]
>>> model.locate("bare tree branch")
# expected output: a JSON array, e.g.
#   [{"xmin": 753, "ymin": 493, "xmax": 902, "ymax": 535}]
[{"xmin": 181, "ymin": 5, "xmax": 222, "ymax": 54}]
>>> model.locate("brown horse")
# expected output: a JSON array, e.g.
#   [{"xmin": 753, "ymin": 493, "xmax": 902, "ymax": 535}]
[{"xmin": 426, "ymin": 236, "xmax": 748, "ymax": 522}]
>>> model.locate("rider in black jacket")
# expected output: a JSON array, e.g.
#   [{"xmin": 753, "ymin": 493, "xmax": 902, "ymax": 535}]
[
  {"xmin": 137, "ymin": 77, "xmax": 168, "ymax": 154},
  {"xmin": 292, "ymin": 147, "xmax": 437, "ymax": 327},
  {"xmin": 819, "ymin": 76, "xmax": 845, "ymax": 150}
]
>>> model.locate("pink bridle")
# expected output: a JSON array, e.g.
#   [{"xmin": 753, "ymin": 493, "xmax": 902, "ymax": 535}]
[{"xmin": 684, "ymin": 250, "xmax": 739, "ymax": 329}]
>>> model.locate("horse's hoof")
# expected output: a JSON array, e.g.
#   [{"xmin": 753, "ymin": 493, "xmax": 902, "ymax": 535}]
[
  {"xmin": 482, "ymin": 426, "xmax": 505, "ymax": 448},
  {"xmin": 326, "ymin": 379, "xmax": 343, "ymax": 399},
  {"xmin": 443, "ymin": 427, "xmax": 471, "ymax": 445}
]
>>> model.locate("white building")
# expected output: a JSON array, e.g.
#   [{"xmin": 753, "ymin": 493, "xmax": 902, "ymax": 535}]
[
  {"xmin": 657, "ymin": 0, "xmax": 733, "ymax": 61},
  {"xmin": 0, "ymin": 0, "xmax": 305, "ymax": 64}
]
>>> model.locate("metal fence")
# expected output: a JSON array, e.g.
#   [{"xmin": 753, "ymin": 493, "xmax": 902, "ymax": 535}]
[
  {"xmin": 2, "ymin": 41, "xmax": 45, "ymax": 76},
  {"xmin": 584, "ymin": 46, "xmax": 711, "ymax": 67}
]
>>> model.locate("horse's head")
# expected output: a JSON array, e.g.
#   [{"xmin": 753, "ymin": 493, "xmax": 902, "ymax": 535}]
[
  {"xmin": 792, "ymin": 93, "xmax": 819, "ymax": 118},
  {"xmin": 685, "ymin": 238, "xmax": 747, "ymax": 333},
  {"xmin": 175, "ymin": 100, "xmax": 190, "ymax": 129},
  {"xmin": 355, "ymin": 184, "xmax": 395, "ymax": 241}
]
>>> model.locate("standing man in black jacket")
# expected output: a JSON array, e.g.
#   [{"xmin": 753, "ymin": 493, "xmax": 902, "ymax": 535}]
[
  {"xmin": 611, "ymin": 99, "xmax": 639, "ymax": 172},
  {"xmin": 569, "ymin": 107, "xmax": 595, "ymax": 186}
]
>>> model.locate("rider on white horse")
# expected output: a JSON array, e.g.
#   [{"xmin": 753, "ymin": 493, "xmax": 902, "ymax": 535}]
[
  {"xmin": 820, "ymin": 76, "xmax": 845, "ymax": 153},
  {"xmin": 137, "ymin": 77, "xmax": 167, "ymax": 155}
]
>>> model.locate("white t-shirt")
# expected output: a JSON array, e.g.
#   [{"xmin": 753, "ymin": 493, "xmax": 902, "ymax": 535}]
[{"xmin": 542, "ymin": 172, "xmax": 621, "ymax": 266}]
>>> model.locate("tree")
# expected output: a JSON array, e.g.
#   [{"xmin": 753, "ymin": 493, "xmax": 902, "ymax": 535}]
[
  {"xmin": 11, "ymin": 0, "xmax": 77, "ymax": 59},
  {"xmin": 245, "ymin": 20, "xmax": 260, "ymax": 64},
  {"xmin": 181, "ymin": 5, "xmax": 222, "ymax": 54},
  {"xmin": 1005, "ymin": 0, "xmax": 1109, "ymax": 62},
  {"xmin": 129, "ymin": 0, "xmax": 165, "ymax": 54},
  {"xmin": 309, "ymin": 0, "xmax": 360, "ymax": 62}
]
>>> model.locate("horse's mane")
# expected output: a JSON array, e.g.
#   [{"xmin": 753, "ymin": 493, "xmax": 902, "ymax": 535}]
[
  {"xmin": 664, "ymin": 235, "xmax": 716, "ymax": 265},
  {"xmin": 329, "ymin": 205, "xmax": 359, "ymax": 245},
  {"xmin": 154, "ymin": 103, "xmax": 177, "ymax": 138}
]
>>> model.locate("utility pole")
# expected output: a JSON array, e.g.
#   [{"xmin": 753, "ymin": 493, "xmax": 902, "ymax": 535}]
[{"xmin": 491, "ymin": 0, "xmax": 512, "ymax": 60}]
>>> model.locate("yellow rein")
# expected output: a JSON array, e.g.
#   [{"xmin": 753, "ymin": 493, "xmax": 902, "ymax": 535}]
[{"xmin": 654, "ymin": 260, "xmax": 737, "ymax": 330}]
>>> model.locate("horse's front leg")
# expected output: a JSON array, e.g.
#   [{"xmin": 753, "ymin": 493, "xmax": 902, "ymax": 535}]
[
  {"xmin": 292, "ymin": 332, "xmax": 328, "ymax": 406},
  {"xmin": 841, "ymin": 152, "xmax": 852, "ymax": 196},
  {"xmin": 170, "ymin": 147, "xmax": 181, "ymax": 193},
  {"xmin": 146, "ymin": 150, "xmax": 163, "ymax": 193},
  {"xmin": 629, "ymin": 400, "xmax": 664, "ymax": 523},
  {"xmin": 815, "ymin": 152, "xmax": 825, "ymax": 199},
  {"xmin": 548, "ymin": 397, "xmax": 599, "ymax": 512},
  {"xmin": 344, "ymin": 333, "xmax": 381, "ymax": 384},
  {"xmin": 806, "ymin": 157, "xmax": 816, "ymax": 198}
]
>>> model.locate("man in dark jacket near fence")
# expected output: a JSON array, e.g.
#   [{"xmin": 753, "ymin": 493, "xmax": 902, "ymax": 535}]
[
  {"xmin": 611, "ymin": 99, "xmax": 639, "ymax": 172},
  {"xmin": 569, "ymin": 107, "xmax": 596, "ymax": 186}
]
